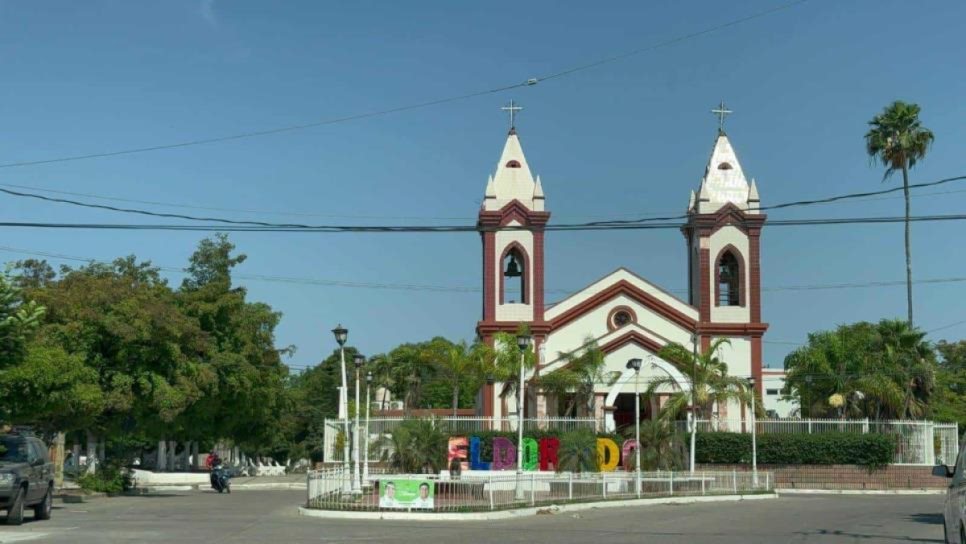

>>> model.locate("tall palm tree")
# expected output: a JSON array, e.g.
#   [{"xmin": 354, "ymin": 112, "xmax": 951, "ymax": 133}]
[
  {"xmin": 428, "ymin": 338, "xmax": 492, "ymax": 415},
  {"xmin": 865, "ymin": 101, "xmax": 934, "ymax": 327}
]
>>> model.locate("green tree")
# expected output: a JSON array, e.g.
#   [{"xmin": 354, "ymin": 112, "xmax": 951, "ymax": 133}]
[
  {"xmin": 175, "ymin": 234, "xmax": 292, "ymax": 454},
  {"xmin": 648, "ymin": 339, "xmax": 750, "ymax": 423},
  {"xmin": 783, "ymin": 319, "xmax": 935, "ymax": 419},
  {"xmin": 0, "ymin": 274, "xmax": 44, "ymax": 369},
  {"xmin": 930, "ymin": 340, "xmax": 966, "ymax": 433},
  {"xmin": 382, "ymin": 418, "xmax": 447, "ymax": 473},
  {"xmin": 865, "ymin": 101, "xmax": 934, "ymax": 327},
  {"xmin": 556, "ymin": 428, "xmax": 599, "ymax": 473},
  {"xmin": 428, "ymin": 338, "xmax": 490, "ymax": 415}
]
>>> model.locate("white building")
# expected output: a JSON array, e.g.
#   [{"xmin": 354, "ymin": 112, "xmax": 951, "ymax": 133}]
[
  {"xmin": 762, "ymin": 368, "xmax": 797, "ymax": 418},
  {"xmin": 475, "ymin": 121, "xmax": 768, "ymax": 432}
]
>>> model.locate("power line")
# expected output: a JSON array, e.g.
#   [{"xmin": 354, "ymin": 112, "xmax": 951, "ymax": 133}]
[
  {"xmin": 2, "ymin": 244, "xmax": 966, "ymax": 298},
  {"xmin": 5, "ymin": 174, "xmax": 966, "ymax": 231},
  {"xmin": 2, "ymin": 211, "xmax": 966, "ymax": 233},
  {"xmin": 0, "ymin": 1, "xmax": 809, "ymax": 170}
]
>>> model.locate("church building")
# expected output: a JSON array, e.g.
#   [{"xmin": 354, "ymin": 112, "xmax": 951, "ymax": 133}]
[{"xmin": 475, "ymin": 111, "xmax": 767, "ymax": 432}]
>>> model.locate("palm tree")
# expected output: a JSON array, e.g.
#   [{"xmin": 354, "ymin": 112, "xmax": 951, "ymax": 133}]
[
  {"xmin": 428, "ymin": 338, "xmax": 492, "ymax": 415},
  {"xmin": 636, "ymin": 418, "xmax": 687, "ymax": 471},
  {"xmin": 865, "ymin": 101, "xmax": 934, "ymax": 327},
  {"xmin": 535, "ymin": 337, "xmax": 617, "ymax": 418},
  {"xmin": 556, "ymin": 428, "xmax": 599, "ymax": 473},
  {"xmin": 649, "ymin": 339, "xmax": 750, "ymax": 424}
]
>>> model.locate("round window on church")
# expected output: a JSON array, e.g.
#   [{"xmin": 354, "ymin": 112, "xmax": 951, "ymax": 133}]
[{"xmin": 608, "ymin": 307, "xmax": 636, "ymax": 330}]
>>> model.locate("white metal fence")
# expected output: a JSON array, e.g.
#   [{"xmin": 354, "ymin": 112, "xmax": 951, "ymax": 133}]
[
  {"xmin": 323, "ymin": 416, "xmax": 597, "ymax": 462},
  {"xmin": 675, "ymin": 418, "xmax": 959, "ymax": 466},
  {"xmin": 306, "ymin": 466, "xmax": 773, "ymax": 512}
]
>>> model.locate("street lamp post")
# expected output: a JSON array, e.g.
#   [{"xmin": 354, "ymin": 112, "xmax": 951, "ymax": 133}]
[
  {"xmin": 747, "ymin": 377, "xmax": 758, "ymax": 488},
  {"xmin": 515, "ymin": 333, "xmax": 532, "ymax": 501},
  {"xmin": 352, "ymin": 354, "xmax": 365, "ymax": 494},
  {"xmin": 331, "ymin": 325, "xmax": 350, "ymax": 492},
  {"xmin": 689, "ymin": 333, "xmax": 698, "ymax": 475},
  {"xmin": 626, "ymin": 358, "xmax": 643, "ymax": 498},
  {"xmin": 364, "ymin": 371, "xmax": 373, "ymax": 483}
]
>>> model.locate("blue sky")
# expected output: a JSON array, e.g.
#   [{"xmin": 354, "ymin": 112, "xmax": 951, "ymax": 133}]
[{"xmin": 1, "ymin": 1, "xmax": 964, "ymax": 371}]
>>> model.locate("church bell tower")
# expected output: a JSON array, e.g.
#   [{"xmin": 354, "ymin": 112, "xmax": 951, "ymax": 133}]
[
  {"xmin": 682, "ymin": 103, "xmax": 767, "ymax": 392},
  {"xmin": 477, "ymin": 104, "xmax": 550, "ymax": 416}
]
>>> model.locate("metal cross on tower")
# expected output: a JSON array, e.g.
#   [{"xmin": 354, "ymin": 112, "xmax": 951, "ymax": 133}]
[
  {"xmin": 501, "ymin": 100, "xmax": 523, "ymax": 130},
  {"xmin": 711, "ymin": 101, "xmax": 733, "ymax": 132}
]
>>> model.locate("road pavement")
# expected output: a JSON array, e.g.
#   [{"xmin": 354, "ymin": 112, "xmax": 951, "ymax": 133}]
[{"xmin": 0, "ymin": 489, "xmax": 947, "ymax": 543}]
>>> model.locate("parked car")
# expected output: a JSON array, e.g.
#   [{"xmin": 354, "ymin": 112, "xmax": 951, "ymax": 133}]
[
  {"xmin": 0, "ymin": 433, "xmax": 55, "ymax": 525},
  {"xmin": 935, "ymin": 447, "xmax": 966, "ymax": 543}
]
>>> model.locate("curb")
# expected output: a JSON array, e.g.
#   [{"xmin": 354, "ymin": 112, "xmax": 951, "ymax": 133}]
[
  {"xmin": 777, "ymin": 488, "xmax": 945, "ymax": 496},
  {"xmin": 297, "ymin": 493, "xmax": 778, "ymax": 521}
]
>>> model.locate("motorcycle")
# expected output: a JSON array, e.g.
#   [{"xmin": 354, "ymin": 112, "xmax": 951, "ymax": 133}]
[{"xmin": 210, "ymin": 463, "xmax": 231, "ymax": 494}]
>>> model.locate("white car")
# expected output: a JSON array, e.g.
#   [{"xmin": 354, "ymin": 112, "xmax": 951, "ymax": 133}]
[{"xmin": 936, "ymin": 456, "xmax": 966, "ymax": 543}]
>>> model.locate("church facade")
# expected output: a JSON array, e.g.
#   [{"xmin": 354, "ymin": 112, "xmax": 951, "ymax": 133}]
[{"xmin": 475, "ymin": 123, "xmax": 767, "ymax": 432}]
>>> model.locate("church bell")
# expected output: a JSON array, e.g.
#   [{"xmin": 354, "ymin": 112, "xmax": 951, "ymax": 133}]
[{"xmin": 504, "ymin": 255, "xmax": 522, "ymax": 277}]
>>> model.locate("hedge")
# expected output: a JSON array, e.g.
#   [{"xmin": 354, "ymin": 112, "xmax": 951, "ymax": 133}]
[{"xmin": 695, "ymin": 432, "xmax": 896, "ymax": 470}]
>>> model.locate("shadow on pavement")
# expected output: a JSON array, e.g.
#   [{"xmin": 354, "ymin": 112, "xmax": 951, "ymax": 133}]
[
  {"xmin": 797, "ymin": 529, "xmax": 943, "ymax": 543},
  {"xmin": 908, "ymin": 513, "xmax": 943, "ymax": 525}
]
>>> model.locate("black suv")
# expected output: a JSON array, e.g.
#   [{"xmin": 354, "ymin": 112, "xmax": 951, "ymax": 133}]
[{"xmin": 0, "ymin": 433, "xmax": 54, "ymax": 525}]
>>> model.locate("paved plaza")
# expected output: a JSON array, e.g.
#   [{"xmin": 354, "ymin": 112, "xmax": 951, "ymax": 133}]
[{"xmin": 0, "ymin": 489, "xmax": 947, "ymax": 543}]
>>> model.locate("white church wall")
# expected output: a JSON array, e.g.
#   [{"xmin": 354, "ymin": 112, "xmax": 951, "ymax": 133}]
[
  {"xmin": 707, "ymin": 225, "xmax": 751, "ymax": 324},
  {"xmin": 710, "ymin": 336, "xmax": 752, "ymax": 380}
]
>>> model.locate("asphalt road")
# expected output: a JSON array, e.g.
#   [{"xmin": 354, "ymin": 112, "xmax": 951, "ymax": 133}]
[{"xmin": 0, "ymin": 490, "xmax": 947, "ymax": 543}]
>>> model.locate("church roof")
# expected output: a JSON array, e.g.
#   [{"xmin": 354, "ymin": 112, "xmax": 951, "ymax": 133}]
[
  {"xmin": 483, "ymin": 129, "xmax": 544, "ymax": 212},
  {"xmin": 692, "ymin": 132, "xmax": 760, "ymax": 214}
]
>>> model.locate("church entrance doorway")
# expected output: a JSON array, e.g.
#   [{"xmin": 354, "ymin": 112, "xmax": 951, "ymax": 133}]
[{"xmin": 612, "ymin": 393, "xmax": 652, "ymax": 434}]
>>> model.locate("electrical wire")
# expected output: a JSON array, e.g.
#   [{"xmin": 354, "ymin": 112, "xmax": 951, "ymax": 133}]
[
  {"xmin": 4, "ymin": 245, "xmax": 966, "ymax": 297},
  {"xmin": 0, "ymin": 0, "xmax": 809, "ymax": 170},
  {"xmin": 5, "ymin": 174, "xmax": 966, "ymax": 232}
]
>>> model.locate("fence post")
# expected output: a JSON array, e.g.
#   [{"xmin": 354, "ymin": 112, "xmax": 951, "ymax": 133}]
[
  {"xmin": 530, "ymin": 473, "xmax": 535, "ymax": 506},
  {"xmin": 701, "ymin": 471, "xmax": 706, "ymax": 495},
  {"xmin": 602, "ymin": 473, "xmax": 607, "ymax": 499},
  {"xmin": 669, "ymin": 471, "xmax": 674, "ymax": 495},
  {"xmin": 732, "ymin": 470, "xmax": 738, "ymax": 494},
  {"xmin": 765, "ymin": 471, "xmax": 770, "ymax": 491},
  {"xmin": 808, "ymin": 419, "xmax": 813, "ymax": 434},
  {"xmin": 488, "ymin": 475, "xmax": 494, "ymax": 510},
  {"xmin": 568, "ymin": 471, "xmax": 573, "ymax": 500}
]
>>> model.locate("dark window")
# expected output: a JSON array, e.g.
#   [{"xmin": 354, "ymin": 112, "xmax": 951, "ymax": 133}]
[
  {"xmin": 613, "ymin": 311, "xmax": 632, "ymax": 328},
  {"xmin": 766, "ymin": 389, "xmax": 779, "ymax": 396},
  {"xmin": 718, "ymin": 162, "xmax": 733, "ymax": 170},
  {"xmin": 502, "ymin": 248, "xmax": 526, "ymax": 304},
  {"xmin": 718, "ymin": 251, "xmax": 740, "ymax": 306},
  {"xmin": 0, "ymin": 437, "xmax": 28, "ymax": 463},
  {"xmin": 505, "ymin": 160, "xmax": 521, "ymax": 168}
]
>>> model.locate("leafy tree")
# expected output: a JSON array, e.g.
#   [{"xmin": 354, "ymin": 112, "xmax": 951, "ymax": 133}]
[
  {"xmin": 930, "ymin": 340, "xmax": 966, "ymax": 433},
  {"xmin": 0, "ymin": 274, "xmax": 44, "ymax": 369},
  {"xmin": 635, "ymin": 419, "xmax": 687, "ymax": 471},
  {"xmin": 783, "ymin": 319, "xmax": 935, "ymax": 419},
  {"xmin": 865, "ymin": 101, "xmax": 934, "ymax": 326}
]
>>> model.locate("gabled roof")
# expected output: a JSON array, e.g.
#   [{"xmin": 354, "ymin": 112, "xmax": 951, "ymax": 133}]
[{"xmin": 545, "ymin": 267, "xmax": 698, "ymax": 330}]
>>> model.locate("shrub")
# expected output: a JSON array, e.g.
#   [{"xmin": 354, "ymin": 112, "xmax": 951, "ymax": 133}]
[
  {"xmin": 557, "ymin": 428, "xmax": 600, "ymax": 473},
  {"xmin": 695, "ymin": 432, "xmax": 896, "ymax": 470},
  {"xmin": 76, "ymin": 466, "xmax": 131, "ymax": 494}
]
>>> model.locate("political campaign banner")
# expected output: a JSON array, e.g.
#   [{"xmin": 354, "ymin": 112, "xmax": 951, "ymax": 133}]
[{"xmin": 378, "ymin": 479, "xmax": 434, "ymax": 509}]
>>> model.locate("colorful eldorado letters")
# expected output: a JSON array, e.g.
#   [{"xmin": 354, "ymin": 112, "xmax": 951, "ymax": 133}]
[{"xmin": 452, "ymin": 435, "xmax": 627, "ymax": 472}]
